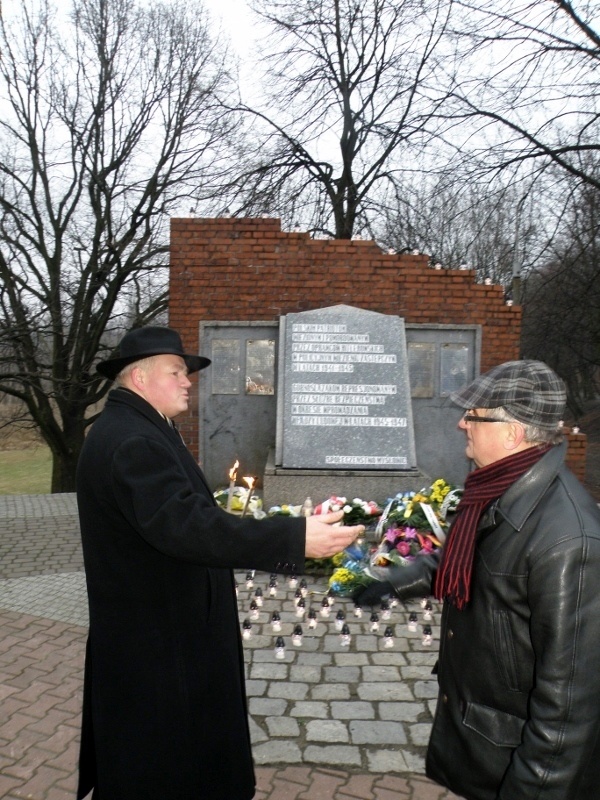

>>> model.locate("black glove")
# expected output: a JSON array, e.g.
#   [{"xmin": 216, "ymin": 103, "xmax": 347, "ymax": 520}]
[{"xmin": 353, "ymin": 580, "xmax": 396, "ymax": 606}]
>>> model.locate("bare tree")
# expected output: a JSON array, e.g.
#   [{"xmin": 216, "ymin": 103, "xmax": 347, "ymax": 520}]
[
  {"xmin": 380, "ymin": 174, "xmax": 544, "ymax": 290},
  {"xmin": 521, "ymin": 177, "xmax": 600, "ymax": 414},
  {"xmin": 225, "ymin": 0, "xmax": 457, "ymax": 239},
  {"xmin": 0, "ymin": 0, "xmax": 234, "ymax": 491},
  {"xmin": 449, "ymin": 0, "xmax": 600, "ymax": 190}
]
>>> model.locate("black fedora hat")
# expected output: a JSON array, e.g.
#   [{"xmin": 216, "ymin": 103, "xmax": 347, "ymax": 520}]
[{"xmin": 97, "ymin": 326, "xmax": 211, "ymax": 380}]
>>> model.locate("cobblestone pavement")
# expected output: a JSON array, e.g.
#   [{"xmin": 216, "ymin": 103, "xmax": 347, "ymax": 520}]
[{"xmin": 0, "ymin": 494, "xmax": 462, "ymax": 799}]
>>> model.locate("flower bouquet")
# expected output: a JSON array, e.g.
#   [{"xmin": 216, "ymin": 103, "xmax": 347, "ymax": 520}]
[
  {"xmin": 304, "ymin": 496, "xmax": 382, "ymax": 576},
  {"xmin": 368, "ymin": 479, "xmax": 462, "ymax": 577},
  {"xmin": 328, "ymin": 539, "xmax": 377, "ymax": 597},
  {"xmin": 314, "ymin": 495, "xmax": 383, "ymax": 527}
]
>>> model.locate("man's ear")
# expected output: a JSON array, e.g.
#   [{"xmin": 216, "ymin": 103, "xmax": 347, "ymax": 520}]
[
  {"xmin": 504, "ymin": 421, "xmax": 526, "ymax": 452},
  {"xmin": 129, "ymin": 366, "xmax": 146, "ymax": 391}
]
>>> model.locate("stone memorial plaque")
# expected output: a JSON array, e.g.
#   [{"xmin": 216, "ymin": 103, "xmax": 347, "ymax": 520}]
[
  {"xmin": 408, "ymin": 342, "xmax": 435, "ymax": 398},
  {"xmin": 440, "ymin": 343, "xmax": 469, "ymax": 396},
  {"xmin": 211, "ymin": 339, "xmax": 240, "ymax": 394},
  {"xmin": 245, "ymin": 339, "xmax": 275, "ymax": 395},
  {"xmin": 277, "ymin": 305, "xmax": 416, "ymax": 470}
]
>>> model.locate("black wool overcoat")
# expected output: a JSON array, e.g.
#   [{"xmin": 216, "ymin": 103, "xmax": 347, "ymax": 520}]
[{"xmin": 76, "ymin": 388, "xmax": 305, "ymax": 800}]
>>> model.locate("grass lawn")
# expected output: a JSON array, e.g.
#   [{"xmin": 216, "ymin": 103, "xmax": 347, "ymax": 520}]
[{"xmin": 0, "ymin": 446, "xmax": 52, "ymax": 494}]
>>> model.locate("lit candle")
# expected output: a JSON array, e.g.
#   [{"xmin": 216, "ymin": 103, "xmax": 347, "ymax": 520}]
[
  {"xmin": 226, "ymin": 460, "xmax": 239, "ymax": 512},
  {"xmin": 240, "ymin": 476, "xmax": 255, "ymax": 517}
]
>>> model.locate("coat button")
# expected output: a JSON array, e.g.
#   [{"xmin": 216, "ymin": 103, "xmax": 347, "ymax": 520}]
[
  {"xmin": 447, "ymin": 629, "xmax": 454, "ymax": 639},
  {"xmin": 442, "ymin": 694, "xmax": 449, "ymax": 704}
]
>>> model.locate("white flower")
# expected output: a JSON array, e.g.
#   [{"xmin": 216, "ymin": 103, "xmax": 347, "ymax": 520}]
[{"xmin": 343, "ymin": 505, "xmax": 352, "ymax": 513}]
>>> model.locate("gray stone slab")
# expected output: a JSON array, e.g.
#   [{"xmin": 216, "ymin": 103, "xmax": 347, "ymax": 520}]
[
  {"xmin": 244, "ymin": 679, "xmax": 267, "ymax": 696},
  {"xmin": 366, "ymin": 748, "xmax": 410, "ymax": 773},
  {"xmin": 249, "ymin": 663, "xmax": 289, "ymax": 680},
  {"xmin": 378, "ymin": 702, "xmax": 425, "ymax": 722},
  {"xmin": 323, "ymin": 666, "xmax": 361, "ymax": 683},
  {"xmin": 289, "ymin": 664, "xmax": 323, "ymax": 682},
  {"xmin": 330, "ymin": 701, "xmax": 375, "ymax": 720},
  {"xmin": 303, "ymin": 744, "xmax": 362, "ymax": 766},
  {"xmin": 290, "ymin": 701, "xmax": 330, "ymax": 719},
  {"xmin": 310, "ymin": 683, "xmax": 351, "ymax": 701},
  {"xmin": 357, "ymin": 682, "xmax": 414, "ymax": 702},
  {"xmin": 361, "ymin": 665, "xmax": 402, "ymax": 681},
  {"xmin": 413, "ymin": 680, "xmax": 440, "ymax": 699},
  {"xmin": 248, "ymin": 717, "xmax": 269, "ymax": 743},
  {"xmin": 305, "ymin": 719, "xmax": 349, "ymax": 742},
  {"xmin": 248, "ymin": 697, "xmax": 288, "ymax": 716},
  {"xmin": 409, "ymin": 722, "xmax": 433, "ymax": 746},
  {"xmin": 268, "ymin": 682, "xmax": 310, "ymax": 700},
  {"xmin": 349, "ymin": 720, "xmax": 407, "ymax": 745},
  {"xmin": 277, "ymin": 305, "xmax": 416, "ymax": 470},
  {"xmin": 265, "ymin": 716, "xmax": 301, "ymax": 737},
  {"xmin": 252, "ymin": 740, "xmax": 303, "ymax": 764}
]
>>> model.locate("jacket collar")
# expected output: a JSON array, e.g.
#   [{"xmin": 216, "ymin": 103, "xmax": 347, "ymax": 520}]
[
  {"xmin": 480, "ymin": 440, "xmax": 566, "ymax": 532},
  {"xmin": 108, "ymin": 387, "xmax": 174, "ymax": 433}
]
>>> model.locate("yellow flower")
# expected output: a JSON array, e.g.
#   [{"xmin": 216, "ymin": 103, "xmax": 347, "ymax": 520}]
[
  {"xmin": 329, "ymin": 568, "xmax": 354, "ymax": 585},
  {"xmin": 331, "ymin": 551, "xmax": 345, "ymax": 567}
]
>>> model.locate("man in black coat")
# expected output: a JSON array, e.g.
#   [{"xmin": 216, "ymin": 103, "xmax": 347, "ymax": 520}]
[
  {"xmin": 356, "ymin": 360, "xmax": 600, "ymax": 800},
  {"xmin": 76, "ymin": 326, "xmax": 363, "ymax": 800}
]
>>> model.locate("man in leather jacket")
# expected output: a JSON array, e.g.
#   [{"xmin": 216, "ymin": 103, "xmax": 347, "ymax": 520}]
[{"xmin": 355, "ymin": 360, "xmax": 600, "ymax": 800}]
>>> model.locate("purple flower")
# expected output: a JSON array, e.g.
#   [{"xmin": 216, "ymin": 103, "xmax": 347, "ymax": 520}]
[{"xmin": 403, "ymin": 527, "xmax": 418, "ymax": 539}]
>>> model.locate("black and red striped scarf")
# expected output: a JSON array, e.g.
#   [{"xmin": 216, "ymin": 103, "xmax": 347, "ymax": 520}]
[{"xmin": 434, "ymin": 444, "xmax": 551, "ymax": 609}]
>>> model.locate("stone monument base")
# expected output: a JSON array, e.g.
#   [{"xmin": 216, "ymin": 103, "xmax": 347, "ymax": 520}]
[{"xmin": 262, "ymin": 449, "xmax": 430, "ymax": 509}]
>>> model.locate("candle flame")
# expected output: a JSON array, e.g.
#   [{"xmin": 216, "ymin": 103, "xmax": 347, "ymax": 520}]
[
  {"xmin": 229, "ymin": 460, "xmax": 239, "ymax": 481},
  {"xmin": 243, "ymin": 476, "xmax": 255, "ymax": 491}
]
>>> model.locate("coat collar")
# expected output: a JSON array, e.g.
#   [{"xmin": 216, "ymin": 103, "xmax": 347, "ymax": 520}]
[
  {"xmin": 479, "ymin": 441, "xmax": 566, "ymax": 532},
  {"xmin": 107, "ymin": 387, "xmax": 175, "ymax": 434}
]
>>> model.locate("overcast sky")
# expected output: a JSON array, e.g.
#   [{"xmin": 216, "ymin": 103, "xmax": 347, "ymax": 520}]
[{"xmin": 203, "ymin": 0, "xmax": 256, "ymax": 57}]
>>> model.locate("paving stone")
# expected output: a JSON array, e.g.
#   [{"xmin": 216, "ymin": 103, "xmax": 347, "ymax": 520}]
[
  {"xmin": 324, "ymin": 666, "xmax": 361, "ymax": 683},
  {"xmin": 408, "ymin": 723, "xmax": 432, "ymax": 747},
  {"xmin": 249, "ymin": 717, "xmax": 269, "ymax": 744},
  {"xmin": 290, "ymin": 664, "xmax": 323, "ymax": 682},
  {"xmin": 311, "ymin": 683, "xmax": 351, "ymax": 701},
  {"xmin": 306, "ymin": 719, "xmax": 349, "ymax": 742},
  {"xmin": 357, "ymin": 682, "xmax": 414, "ymax": 702},
  {"xmin": 303, "ymin": 745, "xmax": 362, "ymax": 767},
  {"xmin": 413, "ymin": 681, "xmax": 439, "ymax": 700},
  {"xmin": 378, "ymin": 702, "xmax": 425, "ymax": 722},
  {"xmin": 371, "ymin": 652, "xmax": 408, "ymax": 666},
  {"xmin": 295, "ymin": 652, "xmax": 333, "ymax": 666},
  {"xmin": 253, "ymin": 740, "xmax": 303, "ymax": 765},
  {"xmin": 250, "ymin": 663, "xmax": 290, "ymax": 680},
  {"xmin": 366, "ymin": 748, "xmax": 410, "ymax": 773},
  {"xmin": 268, "ymin": 682, "xmax": 310, "ymax": 701},
  {"xmin": 361, "ymin": 665, "xmax": 401, "ymax": 682},
  {"xmin": 350, "ymin": 720, "xmax": 407, "ymax": 745},
  {"xmin": 333, "ymin": 652, "xmax": 370, "ymax": 666},
  {"xmin": 331, "ymin": 701, "xmax": 375, "ymax": 720},
  {"xmin": 266, "ymin": 716, "xmax": 301, "ymax": 737},
  {"xmin": 249, "ymin": 697, "xmax": 289, "ymax": 716},
  {"xmin": 290, "ymin": 701, "xmax": 330, "ymax": 719},
  {"xmin": 246, "ymin": 679, "xmax": 268, "ymax": 696}
]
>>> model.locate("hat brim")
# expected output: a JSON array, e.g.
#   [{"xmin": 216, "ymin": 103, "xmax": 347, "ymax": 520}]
[{"xmin": 97, "ymin": 352, "xmax": 211, "ymax": 380}]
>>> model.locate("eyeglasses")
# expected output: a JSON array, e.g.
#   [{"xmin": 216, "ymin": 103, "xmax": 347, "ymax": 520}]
[{"xmin": 462, "ymin": 411, "xmax": 506, "ymax": 424}]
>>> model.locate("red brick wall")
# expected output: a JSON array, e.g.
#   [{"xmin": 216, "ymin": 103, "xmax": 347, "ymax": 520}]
[{"xmin": 168, "ymin": 216, "xmax": 586, "ymax": 478}]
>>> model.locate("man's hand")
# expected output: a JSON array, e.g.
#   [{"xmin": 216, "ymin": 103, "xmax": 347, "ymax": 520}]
[{"xmin": 305, "ymin": 510, "xmax": 364, "ymax": 559}]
